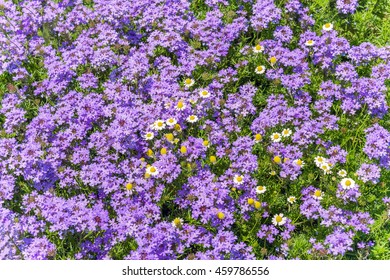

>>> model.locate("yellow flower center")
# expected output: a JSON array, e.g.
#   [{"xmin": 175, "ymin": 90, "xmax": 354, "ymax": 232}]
[
  {"xmin": 345, "ymin": 180, "xmax": 351, "ymax": 186},
  {"xmin": 236, "ymin": 176, "xmax": 243, "ymax": 182},
  {"xmin": 210, "ymin": 155, "xmax": 216, "ymax": 163},
  {"xmin": 247, "ymin": 198, "xmax": 254, "ymax": 205},
  {"xmin": 201, "ymin": 90, "xmax": 208, "ymax": 96},
  {"xmin": 180, "ymin": 146, "xmax": 187, "ymax": 154},
  {"xmin": 160, "ymin": 148, "xmax": 167, "ymax": 155},
  {"xmin": 203, "ymin": 140, "xmax": 209, "ymax": 146},
  {"xmin": 257, "ymin": 186, "xmax": 264, "ymax": 191},
  {"xmin": 325, "ymin": 23, "xmax": 331, "ymax": 28},
  {"xmin": 147, "ymin": 149, "xmax": 153, "ymax": 156},
  {"xmin": 255, "ymin": 44, "xmax": 262, "ymax": 51},
  {"xmin": 177, "ymin": 101, "xmax": 184, "ymax": 109},
  {"xmin": 274, "ymin": 156, "xmax": 281, "ymax": 164},
  {"xmin": 150, "ymin": 167, "xmax": 156, "ymax": 173},
  {"xmin": 256, "ymin": 66, "xmax": 263, "ymax": 72},
  {"xmin": 165, "ymin": 133, "xmax": 174, "ymax": 141},
  {"xmin": 296, "ymin": 159, "xmax": 303, "ymax": 166},
  {"xmin": 185, "ymin": 78, "xmax": 192, "ymax": 85},
  {"xmin": 270, "ymin": 56, "xmax": 277, "ymax": 64},
  {"xmin": 189, "ymin": 116, "xmax": 195, "ymax": 121},
  {"xmin": 255, "ymin": 134, "xmax": 262, "ymax": 141},
  {"xmin": 126, "ymin": 183, "xmax": 133, "ymax": 191},
  {"xmin": 254, "ymin": 201, "xmax": 261, "ymax": 209},
  {"xmin": 217, "ymin": 212, "xmax": 225, "ymax": 220},
  {"xmin": 173, "ymin": 218, "xmax": 182, "ymax": 226},
  {"xmin": 174, "ymin": 124, "xmax": 181, "ymax": 131},
  {"xmin": 275, "ymin": 216, "xmax": 283, "ymax": 223},
  {"xmin": 273, "ymin": 134, "xmax": 279, "ymax": 139},
  {"xmin": 314, "ymin": 190, "xmax": 322, "ymax": 197},
  {"xmin": 307, "ymin": 40, "xmax": 313, "ymax": 44},
  {"xmin": 157, "ymin": 122, "xmax": 163, "ymax": 127}
]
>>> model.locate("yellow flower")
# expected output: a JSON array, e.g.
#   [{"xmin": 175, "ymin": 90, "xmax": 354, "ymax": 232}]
[
  {"xmin": 165, "ymin": 133, "xmax": 174, "ymax": 142},
  {"xmin": 217, "ymin": 212, "xmax": 225, "ymax": 220},
  {"xmin": 273, "ymin": 156, "xmax": 282, "ymax": 164},
  {"xmin": 255, "ymin": 133, "xmax": 262, "ymax": 142},
  {"xmin": 210, "ymin": 155, "xmax": 217, "ymax": 163},
  {"xmin": 269, "ymin": 56, "xmax": 277, "ymax": 65},
  {"xmin": 247, "ymin": 198, "xmax": 254, "ymax": 205},
  {"xmin": 180, "ymin": 146, "xmax": 187, "ymax": 154},
  {"xmin": 147, "ymin": 149, "xmax": 153, "ymax": 157},
  {"xmin": 254, "ymin": 201, "xmax": 261, "ymax": 209},
  {"xmin": 160, "ymin": 147, "xmax": 167, "ymax": 155},
  {"xmin": 125, "ymin": 183, "xmax": 133, "ymax": 191}
]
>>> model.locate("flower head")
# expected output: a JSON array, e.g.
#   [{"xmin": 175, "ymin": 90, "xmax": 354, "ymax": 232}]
[
  {"xmin": 255, "ymin": 65, "xmax": 266, "ymax": 74},
  {"xmin": 323, "ymin": 23, "xmax": 333, "ymax": 31},
  {"xmin": 186, "ymin": 115, "xmax": 198, "ymax": 123},
  {"xmin": 256, "ymin": 185, "xmax": 266, "ymax": 194},
  {"xmin": 271, "ymin": 132, "xmax": 282, "ymax": 142},
  {"xmin": 151, "ymin": 120, "xmax": 166, "ymax": 131},
  {"xmin": 184, "ymin": 78, "xmax": 194, "ymax": 88},
  {"xmin": 340, "ymin": 178, "xmax": 356, "ymax": 190},
  {"xmin": 146, "ymin": 166, "xmax": 159, "ymax": 176},
  {"xmin": 172, "ymin": 218, "xmax": 183, "ymax": 228},
  {"xmin": 199, "ymin": 89, "xmax": 210, "ymax": 98},
  {"xmin": 166, "ymin": 118, "xmax": 177, "ymax": 127},
  {"xmin": 143, "ymin": 131, "xmax": 154, "ymax": 140},
  {"xmin": 305, "ymin": 39, "xmax": 315, "ymax": 46},
  {"xmin": 287, "ymin": 196, "xmax": 296, "ymax": 204},
  {"xmin": 233, "ymin": 174, "xmax": 244, "ymax": 185},
  {"xmin": 253, "ymin": 44, "xmax": 264, "ymax": 53},
  {"xmin": 313, "ymin": 189, "xmax": 324, "ymax": 200},
  {"xmin": 272, "ymin": 213, "xmax": 287, "ymax": 226},
  {"xmin": 338, "ymin": 169, "xmax": 347, "ymax": 177}
]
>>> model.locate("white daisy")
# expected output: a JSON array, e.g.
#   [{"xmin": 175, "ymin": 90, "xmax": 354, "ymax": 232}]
[
  {"xmin": 282, "ymin": 128, "xmax": 292, "ymax": 137},
  {"xmin": 172, "ymin": 217, "xmax": 184, "ymax": 228},
  {"xmin": 184, "ymin": 78, "xmax": 195, "ymax": 88},
  {"xmin": 287, "ymin": 196, "xmax": 296, "ymax": 204},
  {"xmin": 233, "ymin": 174, "xmax": 244, "ymax": 185},
  {"xmin": 272, "ymin": 213, "xmax": 287, "ymax": 226},
  {"xmin": 305, "ymin": 40, "xmax": 315, "ymax": 46},
  {"xmin": 175, "ymin": 100, "xmax": 186, "ymax": 111},
  {"xmin": 293, "ymin": 159, "xmax": 305, "ymax": 168},
  {"xmin": 255, "ymin": 65, "xmax": 266, "ymax": 74},
  {"xmin": 271, "ymin": 132, "xmax": 282, "ymax": 143},
  {"xmin": 256, "ymin": 185, "xmax": 266, "ymax": 194},
  {"xmin": 199, "ymin": 89, "xmax": 210, "ymax": 98},
  {"xmin": 314, "ymin": 156, "xmax": 328, "ymax": 167},
  {"xmin": 338, "ymin": 169, "xmax": 347, "ymax": 177},
  {"xmin": 166, "ymin": 117, "xmax": 177, "ymax": 127},
  {"xmin": 143, "ymin": 131, "xmax": 154, "ymax": 140},
  {"xmin": 253, "ymin": 44, "xmax": 264, "ymax": 53},
  {"xmin": 340, "ymin": 178, "xmax": 356, "ymax": 190},
  {"xmin": 186, "ymin": 115, "xmax": 198, "ymax": 123},
  {"xmin": 146, "ymin": 166, "xmax": 159, "ymax": 176},
  {"xmin": 313, "ymin": 189, "xmax": 324, "ymax": 200},
  {"xmin": 323, "ymin": 23, "xmax": 333, "ymax": 31},
  {"xmin": 151, "ymin": 119, "xmax": 166, "ymax": 131},
  {"xmin": 320, "ymin": 162, "xmax": 332, "ymax": 174}
]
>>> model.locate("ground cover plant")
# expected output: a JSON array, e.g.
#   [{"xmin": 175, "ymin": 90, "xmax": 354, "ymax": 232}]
[{"xmin": 1, "ymin": 0, "xmax": 390, "ymax": 260}]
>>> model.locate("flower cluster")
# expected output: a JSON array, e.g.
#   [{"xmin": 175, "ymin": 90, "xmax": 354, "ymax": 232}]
[{"xmin": 0, "ymin": 0, "xmax": 388, "ymax": 260}]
